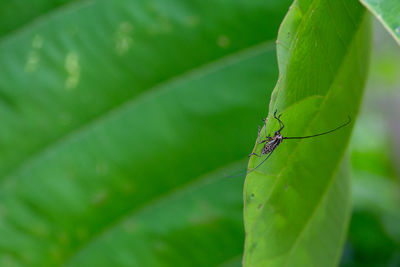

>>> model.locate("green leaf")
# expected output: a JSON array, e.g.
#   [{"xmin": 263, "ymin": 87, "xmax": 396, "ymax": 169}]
[
  {"xmin": 243, "ymin": 0, "xmax": 371, "ymax": 266},
  {"xmin": 359, "ymin": 0, "xmax": 400, "ymax": 45},
  {"xmin": 348, "ymin": 174, "xmax": 400, "ymax": 265},
  {"xmin": 0, "ymin": 0, "xmax": 293, "ymax": 266},
  {"xmin": 0, "ymin": 0, "xmax": 76, "ymax": 37}
]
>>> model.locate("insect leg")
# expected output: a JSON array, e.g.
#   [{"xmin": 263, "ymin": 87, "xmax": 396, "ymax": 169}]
[
  {"xmin": 263, "ymin": 118, "xmax": 267, "ymax": 138},
  {"xmin": 274, "ymin": 110, "xmax": 284, "ymax": 131},
  {"xmin": 249, "ymin": 152, "xmax": 262, "ymax": 158},
  {"xmin": 257, "ymin": 125, "xmax": 263, "ymax": 140},
  {"xmin": 257, "ymin": 119, "xmax": 271, "ymax": 144}
]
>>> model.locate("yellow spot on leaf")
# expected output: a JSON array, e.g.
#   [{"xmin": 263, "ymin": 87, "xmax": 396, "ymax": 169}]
[
  {"xmin": 115, "ymin": 22, "xmax": 134, "ymax": 55},
  {"xmin": 32, "ymin": 35, "xmax": 44, "ymax": 49},
  {"xmin": 123, "ymin": 220, "xmax": 137, "ymax": 233},
  {"xmin": 25, "ymin": 34, "xmax": 44, "ymax": 72},
  {"xmin": 65, "ymin": 52, "xmax": 80, "ymax": 90},
  {"xmin": 25, "ymin": 51, "xmax": 40, "ymax": 72},
  {"xmin": 185, "ymin": 15, "xmax": 199, "ymax": 27},
  {"xmin": 91, "ymin": 190, "xmax": 108, "ymax": 205},
  {"xmin": 218, "ymin": 35, "xmax": 230, "ymax": 48},
  {"xmin": 96, "ymin": 162, "xmax": 109, "ymax": 175}
]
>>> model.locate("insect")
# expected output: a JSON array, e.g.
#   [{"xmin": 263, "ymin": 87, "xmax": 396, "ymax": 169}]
[{"xmin": 248, "ymin": 110, "xmax": 351, "ymax": 174}]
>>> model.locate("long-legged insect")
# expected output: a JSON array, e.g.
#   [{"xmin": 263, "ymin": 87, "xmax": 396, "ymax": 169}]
[{"xmin": 247, "ymin": 110, "xmax": 351, "ymax": 174}]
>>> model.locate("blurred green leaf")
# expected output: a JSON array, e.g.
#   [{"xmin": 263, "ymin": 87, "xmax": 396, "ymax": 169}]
[
  {"xmin": 350, "ymin": 112, "xmax": 396, "ymax": 178},
  {"xmin": 352, "ymin": 173, "xmax": 400, "ymax": 241},
  {"xmin": 243, "ymin": 0, "xmax": 371, "ymax": 266},
  {"xmin": 359, "ymin": 0, "xmax": 400, "ymax": 45},
  {"xmin": 0, "ymin": 0, "xmax": 76, "ymax": 37},
  {"xmin": 343, "ymin": 172, "xmax": 400, "ymax": 266},
  {"xmin": 343, "ymin": 21, "xmax": 400, "ymax": 266},
  {"xmin": 0, "ymin": 0, "xmax": 293, "ymax": 266},
  {"xmin": 344, "ymin": 210, "xmax": 398, "ymax": 266}
]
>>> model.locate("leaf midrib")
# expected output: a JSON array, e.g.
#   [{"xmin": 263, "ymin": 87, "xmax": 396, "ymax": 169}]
[
  {"xmin": 245, "ymin": 0, "xmax": 366, "ymax": 264},
  {"xmin": 251, "ymin": 0, "xmax": 362, "ymax": 225},
  {"xmin": 0, "ymin": 41, "xmax": 274, "ymax": 265},
  {"xmin": 282, "ymin": 7, "xmax": 366, "ymax": 264},
  {"xmin": 282, "ymin": 157, "xmax": 347, "ymax": 267},
  {"xmin": 0, "ymin": 41, "xmax": 275, "ymax": 191},
  {"xmin": 63, "ymin": 159, "xmax": 247, "ymax": 266}
]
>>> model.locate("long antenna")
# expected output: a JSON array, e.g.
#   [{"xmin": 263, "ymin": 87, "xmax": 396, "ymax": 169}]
[{"xmin": 283, "ymin": 116, "xmax": 351, "ymax": 140}]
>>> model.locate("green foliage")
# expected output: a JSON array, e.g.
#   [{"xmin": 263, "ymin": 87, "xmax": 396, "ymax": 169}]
[
  {"xmin": 0, "ymin": 0, "xmax": 293, "ymax": 266},
  {"xmin": 360, "ymin": 0, "xmax": 400, "ymax": 44},
  {"xmin": 0, "ymin": 0, "xmax": 76, "ymax": 36},
  {"xmin": 243, "ymin": 0, "xmax": 371, "ymax": 266},
  {"xmin": 345, "ymin": 35, "xmax": 400, "ymax": 265},
  {"xmin": 0, "ymin": 0, "xmax": 399, "ymax": 266}
]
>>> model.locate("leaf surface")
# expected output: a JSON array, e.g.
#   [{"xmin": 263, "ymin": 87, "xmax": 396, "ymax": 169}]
[
  {"xmin": 0, "ymin": 0, "xmax": 293, "ymax": 266},
  {"xmin": 0, "ymin": 0, "xmax": 77, "ymax": 37},
  {"xmin": 359, "ymin": 0, "xmax": 400, "ymax": 44},
  {"xmin": 243, "ymin": 0, "xmax": 371, "ymax": 266}
]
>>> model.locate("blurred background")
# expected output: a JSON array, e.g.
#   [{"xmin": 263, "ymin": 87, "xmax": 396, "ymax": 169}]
[
  {"xmin": 0, "ymin": 1, "xmax": 399, "ymax": 266},
  {"xmin": 342, "ymin": 21, "xmax": 400, "ymax": 267}
]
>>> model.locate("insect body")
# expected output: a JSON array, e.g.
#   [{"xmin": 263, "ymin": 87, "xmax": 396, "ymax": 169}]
[
  {"xmin": 247, "ymin": 110, "xmax": 351, "ymax": 174},
  {"xmin": 261, "ymin": 135, "xmax": 283, "ymax": 155}
]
